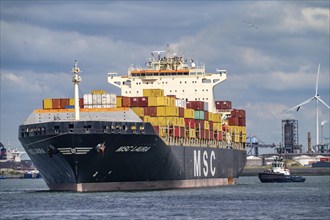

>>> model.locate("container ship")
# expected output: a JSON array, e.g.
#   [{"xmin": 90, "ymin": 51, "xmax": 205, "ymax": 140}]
[{"xmin": 18, "ymin": 48, "xmax": 247, "ymax": 192}]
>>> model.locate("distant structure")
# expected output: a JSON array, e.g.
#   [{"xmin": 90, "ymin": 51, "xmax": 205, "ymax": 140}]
[{"xmin": 282, "ymin": 119, "xmax": 302, "ymax": 153}]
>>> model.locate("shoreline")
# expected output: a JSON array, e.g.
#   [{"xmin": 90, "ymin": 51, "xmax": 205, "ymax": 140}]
[{"xmin": 242, "ymin": 167, "xmax": 330, "ymax": 176}]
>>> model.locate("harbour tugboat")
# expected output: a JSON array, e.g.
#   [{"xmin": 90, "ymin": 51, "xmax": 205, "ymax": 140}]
[{"xmin": 258, "ymin": 156, "xmax": 306, "ymax": 183}]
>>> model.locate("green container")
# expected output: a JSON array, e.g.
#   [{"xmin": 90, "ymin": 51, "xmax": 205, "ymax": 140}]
[{"xmin": 194, "ymin": 110, "xmax": 205, "ymax": 120}]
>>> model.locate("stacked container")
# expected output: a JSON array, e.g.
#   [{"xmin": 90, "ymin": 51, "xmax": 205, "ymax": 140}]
[{"xmin": 83, "ymin": 93, "xmax": 116, "ymax": 108}]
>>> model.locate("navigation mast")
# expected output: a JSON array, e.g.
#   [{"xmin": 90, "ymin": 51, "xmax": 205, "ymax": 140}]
[{"xmin": 72, "ymin": 60, "xmax": 81, "ymax": 120}]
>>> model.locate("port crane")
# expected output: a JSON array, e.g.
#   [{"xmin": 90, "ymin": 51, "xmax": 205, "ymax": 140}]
[{"xmin": 246, "ymin": 135, "xmax": 277, "ymax": 156}]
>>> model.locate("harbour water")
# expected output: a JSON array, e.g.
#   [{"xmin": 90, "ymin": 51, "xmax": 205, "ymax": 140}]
[{"xmin": 0, "ymin": 176, "xmax": 329, "ymax": 219}]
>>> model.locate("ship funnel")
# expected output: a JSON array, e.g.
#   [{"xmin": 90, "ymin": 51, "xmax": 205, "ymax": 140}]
[{"xmin": 72, "ymin": 60, "xmax": 81, "ymax": 120}]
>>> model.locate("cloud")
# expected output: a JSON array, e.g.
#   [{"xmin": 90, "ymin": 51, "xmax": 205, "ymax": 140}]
[{"xmin": 0, "ymin": 1, "xmax": 329, "ymax": 151}]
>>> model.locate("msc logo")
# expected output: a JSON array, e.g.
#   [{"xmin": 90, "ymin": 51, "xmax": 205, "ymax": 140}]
[{"xmin": 193, "ymin": 150, "xmax": 216, "ymax": 177}]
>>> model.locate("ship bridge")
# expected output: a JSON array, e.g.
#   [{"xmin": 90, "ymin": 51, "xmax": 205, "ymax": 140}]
[{"xmin": 107, "ymin": 50, "xmax": 227, "ymax": 112}]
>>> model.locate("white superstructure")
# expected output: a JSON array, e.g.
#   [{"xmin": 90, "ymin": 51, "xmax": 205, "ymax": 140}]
[{"xmin": 108, "ymin": 49, "xmax": 227, "ymax": 113}]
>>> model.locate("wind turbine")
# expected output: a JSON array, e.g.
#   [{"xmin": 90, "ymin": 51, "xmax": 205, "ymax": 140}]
[{"xmin": 288, "ymin": 64, "xmax": 330, "ymax": 145}]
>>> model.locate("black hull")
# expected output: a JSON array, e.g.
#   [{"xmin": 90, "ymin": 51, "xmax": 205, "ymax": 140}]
[
  {"xmin": 19, "ymin": 121, "xmax": 246, "ymax": 191},
  {"xmin": 258, "ymin": 173, "xmax": 306, "ymax": 183}
]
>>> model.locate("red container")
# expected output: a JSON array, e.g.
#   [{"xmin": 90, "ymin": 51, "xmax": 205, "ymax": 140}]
[
  {"xmin": 79, "ymin": 98, "xmax": 84, "ymax": 108},
  {"xmin": 52, "ymin": 99, "xmax": 61, "ymax": 109},
  {"xmin": 195, "ymin": 120, "xmax": 205, "ymax": 130},
  {"xmin": 130, "ymin": 97, "xmax": 148, "ymax": 107},
  {"xmin": 231, "ymin": 109, "xmax": 238, "ymax": 117},
  {"xmin": 186, "ymin": 101, "xmax": 205, "ymax": 110},
  {"xmin": 204, "ymin": 130, "xmax": 210, "ymax": 139},
  {"xmin": 60, "ymin": 98, "xmax": 70, "ymax": 109},
  {"xmin": 228, "ymin": 117, "xmax": 239, "ymax": 126},
  {"xmin": 215, "ymin": 101, "xmax": 232, "ymax": 110},
  {"xmin": 174, "ymin": 127, "xmax": 184, "ymax": 137},
  {"xmin": 199, "ymin": 129, "xmax": 204, "ymax": 139},
  {"xmin": 204, "ymin": 111, "xmax": 209, "ymax": 121},
  {"xmin": 178, "ymin": 107, "xmax": 184, "ymax": 117},
  {"xmin": 214, "ymin": 131, "xmax": 223, "ymax": 140},
  {"xmin": 144, "ymin": 107, "xmax": 157, "ymax": 116},
  {"xmin": 209, "ymin": 121, "xmax": 213, "ymax": 131},
  {"xmin": 239, "ymin": 117, "xmax": 246, "ymax": 126},
  {"xmin": 138, "ymin": 97, "xmax": 148, "ymax": 107},
  {"xmin": 184, "ymin": 118, "xmax": 195, "ymax": 128},
  {"xmin": 238, "ymin": 109, "xmax": 246, "ymax": 117},
  {"xmin": 122, "ymin": 97, "xmax": 131, "ymax": 107}
]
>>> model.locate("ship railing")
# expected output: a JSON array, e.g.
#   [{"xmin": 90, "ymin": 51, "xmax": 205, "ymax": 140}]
[{"xmin": 160, "ymin": 136, "xmax": 245, "ymax": 150}]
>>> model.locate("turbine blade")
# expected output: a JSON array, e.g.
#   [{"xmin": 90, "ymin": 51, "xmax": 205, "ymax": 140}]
[
  {"xmin": 287, "ymin": 97, "xmax": 315, "ymax": 112},
  {"xmin": 316, "ymin": 96, "xmax": 330, "ymax": 109},
  {"xmin": 315, "ymin": 63, "xmax": 320, "ymax": 96}
]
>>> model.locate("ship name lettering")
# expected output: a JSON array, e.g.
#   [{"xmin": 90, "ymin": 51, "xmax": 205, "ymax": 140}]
[
  {"xmin": 116, "ymin": 146, "xmax": 151, "ymax": 153},
  {"xmin": 194, "ymin": 150, "xmax": 216, "ymax": 177},
  {"xmin": 28, "ymin": 148, "xmax": 46, "ymax": 155}
]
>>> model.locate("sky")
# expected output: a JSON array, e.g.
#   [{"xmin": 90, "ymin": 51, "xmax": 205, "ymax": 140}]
[{"xmin": 1, "ymin": 0, "xmax": 329, "ymax": 156}]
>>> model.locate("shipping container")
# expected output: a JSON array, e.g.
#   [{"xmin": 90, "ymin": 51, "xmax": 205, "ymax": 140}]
[
  {"xmin": 178, "ymin": 117, "xmax": 185, "ymax": 127},
  {"xmin": 238, "ymin": 117, "xmax": 246, "ymax": 126},
  {"xmin": 165, "ymin": 106, "xmax": 179, "ymax": 116},
  {"xmin": 174, "ymin": 127, "xmax": 185, "ymax": 137},
  {"xmin": 43, "ymin": 99, "xmax": 53, "ymax": 109},
  {"xmin": 195, "ymin": 120, "xmax": 205, "ymax": 130},
  {"xmin": 204, "ymin": 121, "xmax": 210, "ymax": 130},
  {"xmin": 215, "ymin": 101, "xmax": 232, "ymax": 110},
  {"xmin": 69, "ymin": 98, "xmax": 75, "ymax": 106},
  {"xmin": 169, "ymin": 97, "xmax": 176, "ymax": 107},
  {"xmin": 147, "ymin": 96, "xmax": 172, "ymax": 107},
  {"xmin": 208, "ymin": 112, "xmax": 214, "ymax": 122},
  {"xmin": 241, "ymin": 126, "xmax": 247, "ymax": 135},
  {"xmin": 188, "ymin": 129, "xmax": 196, "ymax": 138},
  {"xmin": 143, "ymin": 107, "xmax": 157, "ymax": 117},
  {"xmin": 214, "ymin": 131, "xmax": 223, "ymax": 141},
  {"xmin": 194, "ymin": 110, "xmax": 205, "ymax": 120},
  {"xmin": 209, "ymin": 121, "xmax": 213, "ymax": 131},
  {"xmin": 156, "ymin": 107, "xmax": 166, "ymax": 116},
  {"xmin": 155, "ymin": 117, "xmax": 180, "ymax": 126},
  {"xmin": 186, "ymin": 101, "xmax": 205, "ymax": 110},
  {"xmin": 177, "ymin": 107, "xmax": 184, "ymax": 117},
  {"xmin": 175, "ymin": 99, "xmax": 187, "ymax": 108},
  {"xmin": 204, "ymin": 111, "xmax": 209, "ymax": 121},
  {"xmin": 60, "ymin": 98, "xmax": 70, "ymax": 109},
  {"xmin": 143, "ymin": 89, "xmax": 164, "ymax": 97},
  {"xmin": 212, "ymin": 113, "xmax": 221, "ymax": 123},
  {"xmin": 184, "ymin": 109, "xmax": 194, "ymax": 119},
  {"xmin": 130, "ymin": 97, "xmax": 139, "ymax": 107},
  {"xmin": 116, "ymin": 96, "xmax": 123, "ymax": 107},
  {"xmin": 238, "ymin": 109, "xmax": 246, "ymax": 117},
  {"xmin": 83, "ymin": 94, "xmax": 93, "ymax": 105},
  {"xmin": 130, "ymin": 97, "xmax": 148, "ymax": 107},
  {"xmin": 228, "ymin": 116, "xmax": 239, "ymax": 126},
  {"xmin": 122, "ymin": 97, "xmax": 131, "ymax": 107},
  {"xmin": 92, "ymin": 94, "xmax": 102, "ymax": 105},
  {"xmin": 52, "ymin": 99, "xmax": 61, "ymax": 109},
  {"xmin": 79, "ymin": 98, "xmax": 84, "ymax": 108}
]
